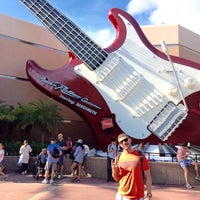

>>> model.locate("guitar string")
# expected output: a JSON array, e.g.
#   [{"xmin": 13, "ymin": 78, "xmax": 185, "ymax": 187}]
[
  {"xmin": 23, "ymin": 0, "xmax": 143, "ymax": 103},
  {"xmin": 23, "ymin": 0, "xmax": 130, "ymax": 95},
  {"xmin": 21, "ymin": 0, "xmax": 180, "ymax": 128},
  {"xmin": 21, "ymin": 1, "xmax": 127, "ymax": 97},
  {"xmin": 30, "ymin": 1, "xmax": 188, "ymax": 139},
  {"xmin": 26, "ymin": 0, "xmax": 132, "ymax": 94},
  {"xmin": 22, "ymin": 0, "xmax": 165, "ymax": 121},
  {"xmin": 29, "ymin": 0, "xmax": 108, "ymax": 71},
  {"xmin": 21, "ymin": 0, "xmax": 124, "ymax": 91}
]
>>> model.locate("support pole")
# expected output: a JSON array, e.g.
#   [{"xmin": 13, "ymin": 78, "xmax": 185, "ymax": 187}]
[{"xmin": 160, "ymin": 40, "xmax": 188, "ymax": 111}]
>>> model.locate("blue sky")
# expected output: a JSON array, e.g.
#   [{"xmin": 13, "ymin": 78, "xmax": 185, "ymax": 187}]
[
  {"xmin": 0, "ymin": 0, "xmax": 200, "ymax": 46},
  {"xmin": 0, "ymin": 0, "xmax": 132, "ymax": 28}
]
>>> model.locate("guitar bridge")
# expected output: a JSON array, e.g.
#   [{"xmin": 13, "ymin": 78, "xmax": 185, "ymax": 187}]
[{"xmin": 147, "ymin": 102, "xmax": 188, "ymax": 141}]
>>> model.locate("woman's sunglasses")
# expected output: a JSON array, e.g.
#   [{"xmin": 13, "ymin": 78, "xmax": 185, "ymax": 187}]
[{"xmin": 119, "ymin": 138, "xmax": 129, "ymax": 144}]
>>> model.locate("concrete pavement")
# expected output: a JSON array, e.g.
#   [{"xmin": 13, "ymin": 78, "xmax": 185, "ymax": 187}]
[{"xmin": 0, "ymin": 173, "xmax": 200, "ymax": 200}]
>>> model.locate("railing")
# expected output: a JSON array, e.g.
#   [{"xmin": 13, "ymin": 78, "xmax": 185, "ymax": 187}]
[{"xmin": 144, "ymin": 152, "xmax": 200, "ymax": 163}]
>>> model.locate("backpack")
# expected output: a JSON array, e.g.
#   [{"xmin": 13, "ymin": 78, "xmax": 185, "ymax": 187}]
[
  {"xmin": 138, "ymin": 151, "xmax": 144, "ymax": 180},
  {"xmin": 51, "ymin": 146, "xmax": 60, "ymax": 158}
]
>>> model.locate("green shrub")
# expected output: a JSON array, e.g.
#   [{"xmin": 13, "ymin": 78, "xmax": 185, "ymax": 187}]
[
  {"xmin": 3, "ymin": 140, "xmax": 48, "ymax": 156},
  {"xmin": 30, "ymin": 141, "xmax": 48, "ymax": 156}
]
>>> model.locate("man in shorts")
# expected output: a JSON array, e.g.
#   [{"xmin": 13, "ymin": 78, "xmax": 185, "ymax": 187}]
[
  {"xmin": 41, "ymin": 138, "xmax": 62, "ymax": 184},
  {"xmin": 57, "ymin": 133, "xmax": 67, "ymax": 179},
  {"xmin": 177, "ymin": 142, "xmax": 200, "ymax": 189}
]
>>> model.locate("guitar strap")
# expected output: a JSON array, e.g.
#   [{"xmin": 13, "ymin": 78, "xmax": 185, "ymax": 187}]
[{"xmin": 138, "ymin": 150, "xmax": 144, "ymax": 180}]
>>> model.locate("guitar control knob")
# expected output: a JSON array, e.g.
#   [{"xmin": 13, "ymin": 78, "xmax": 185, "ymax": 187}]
[
  {"xmin": 168, "ymin": 87, "xmax": 178, "ymax": 96},
  {"xmin": 184, "ymin": 77, "xmax": 195, "ymax": 89}
]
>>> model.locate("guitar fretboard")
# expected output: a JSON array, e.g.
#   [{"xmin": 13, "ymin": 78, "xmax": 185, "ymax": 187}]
[{"xmin": 20, "ymin": 0, "xmax": 108, "ymax": 70}]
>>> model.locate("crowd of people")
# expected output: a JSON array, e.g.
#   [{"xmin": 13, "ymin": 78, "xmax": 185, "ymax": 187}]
[
  {"xmin": 1, "ymin": 133, "xmax": 200, "ymax": 199},
  {"xmin": 38, "ymin": 133, "xmax": 88, "ymax": 184},
  {"xmin": 0, "ymin": 133, "xmax": 89, "ymax": 184}
]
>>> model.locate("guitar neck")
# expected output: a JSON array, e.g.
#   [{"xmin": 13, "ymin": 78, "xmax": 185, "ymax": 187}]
[{"xmin": 20, "ymin": 0, "xmax": 108, "ymax": 70}]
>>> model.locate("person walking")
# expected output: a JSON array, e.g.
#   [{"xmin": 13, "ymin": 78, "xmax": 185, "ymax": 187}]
[
  {"xmin": 18, "ymin": 140, "xmax": 32, "ymax": 175},
  {"xmin": 0, "ymin": 143, "xmax": 8, "ymax": 181},
  {"xmin": 70, "ymin": 139, "xmax": 85, "ymax": 183},
  {"xmin": 41, "ymin": 138, "xmax": 62, "ymax": 184},
  {"xmin": 107, "ymin": 137, "xmax": 120, "ymax": 182},
  {"xmin": 177, "ymin": 142, "xmax": 200, "ymax": 189},
  {"xmin": 112, "ymin": 133, "xmax": 152, "ymax": 200}
]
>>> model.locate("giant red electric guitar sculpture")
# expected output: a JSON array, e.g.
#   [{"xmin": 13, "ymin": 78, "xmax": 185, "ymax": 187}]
[{"xmin": 20, "ymin": 0, "xmax": 200, "ymax": 149}]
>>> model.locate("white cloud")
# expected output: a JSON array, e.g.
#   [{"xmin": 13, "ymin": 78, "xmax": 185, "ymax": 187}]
[
  {"xmin": 127, "ymin": 0, "xmax": 200, "ymax": 35},
  {"xmin": 84, "ymin": 0, "xmax": 200, "ymax": 47},
  {"xmin": 127, "ymin": 0, "xmax": 157, "ymax": 14},
  {"xmin": 87, "ymin": 28, "xmax": 115, "ymax": 48}
]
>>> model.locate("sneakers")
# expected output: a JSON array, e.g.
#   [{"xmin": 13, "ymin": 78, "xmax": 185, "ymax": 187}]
[
  {"xmin": 72, "ymin": 177, "xmax": 78, "ymax": 182},
  {"xmin": 72, "ymin": 177, "xmax": 80, "ymax": 183},
  {"xmin": 75, "ymin": 179, "xmax": 80, "ymax": 183},
  {"xmin": 195, "ymin": 176, "xmax": 200, "ymax": 180},
  {"xmin": 3, "ymin": 175, "xmax": 8, "ymax": 181},
  {"xmin": 186, "ymin": 183, "xmax": 192, "ymax": 189},
  {"xmin": 22, "ymin": 171, "xmax": 27, "ymax": 175},
  {"xmin": 41, "ymin": 179, "xmax": 54, "ymax": 184},
  {"xmin": 41, "ymin": 179, "xmax": 48, "ymax": 184}
]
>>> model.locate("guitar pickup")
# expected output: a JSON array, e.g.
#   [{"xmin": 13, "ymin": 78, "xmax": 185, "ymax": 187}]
[{"xmin": 147, "ymin": 101, "xmax": 188, "ymax": 141}]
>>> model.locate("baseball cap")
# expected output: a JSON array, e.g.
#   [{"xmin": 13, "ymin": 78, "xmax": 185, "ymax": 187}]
[
  {"xmin": 118, "ymin": 133, "xmax": 129, "ymax": 143},
  {"xmin": 77, "ymin": 139, "xmax": 83, "ymax": 144}
]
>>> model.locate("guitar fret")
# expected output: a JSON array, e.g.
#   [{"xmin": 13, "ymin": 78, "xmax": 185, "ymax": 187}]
[
  {"xmin": 46, "ymin": 5, "xmax": 108, "ymax": 69},
  {"xmin": 26, "ymin": 1, "xmax": 57, "ymax": 31},
  {"xmin": 60, "ymin": 23, "xmax": 107, "ymax": 69},
  {"xmin": 58, "ymin": 25, "xmax": 107, "ymax": 70},
  {"xmin": 21, "ymin": 0, "xmax": 108, "ymax": 71}
]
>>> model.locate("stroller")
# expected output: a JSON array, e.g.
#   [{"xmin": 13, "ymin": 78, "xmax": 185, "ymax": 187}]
[{"xmin": 33, "ymin": 154, "xmax": 47, "ymax": 180}]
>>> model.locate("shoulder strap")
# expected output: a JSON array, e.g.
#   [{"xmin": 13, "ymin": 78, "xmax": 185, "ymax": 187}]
[
  {"xmin": 107, "ymin": 144, "xmax": 111, "ymax": 157},
  {"xmin": 115, "ymin": 144, "xmax": 119, "ymax": 155},
  {"xmin": 107, "ymin": 144, "xmax": 112, "ymax": 152},
  {"xmin": 137, "ymin": 150, "xmax": 144, "ymax": 180},
  {"xmin": 138, "ymin": 150, "xmax": 143, "ymax": 161}
]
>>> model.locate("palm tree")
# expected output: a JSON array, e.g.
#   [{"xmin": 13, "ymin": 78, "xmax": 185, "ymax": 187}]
[
  {"xmin": 0, "ymin": 101, "xmax": 15, "ymax": 139},
  {"xmin": 12, "ymin": 99, "xmax": 63, "ymax": 143},
  {"xmin": 30, "ymin": 99, "xmax": 63, "ymax": 143},
  {"xmin": 12, "ymin": 103, "xmax": 36, "ymax": 140}
]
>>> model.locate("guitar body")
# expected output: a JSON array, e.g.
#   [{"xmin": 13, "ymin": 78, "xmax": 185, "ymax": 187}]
[{"xmin": 25, "ymin": 6, "xmax": 200, "ymax": 148}]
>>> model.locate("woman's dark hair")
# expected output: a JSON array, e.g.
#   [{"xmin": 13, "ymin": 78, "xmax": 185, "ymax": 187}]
[
  {"xmin": 139, "ymin": 141, "xmax": 144, "ymax": 147},
  {"xmin": 76, "ymin": 142, "xmax": 84, "ymax": 149},
  {"xmin": 182, "ymin": 142, "xmax": 188, "ymax": 147}
]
